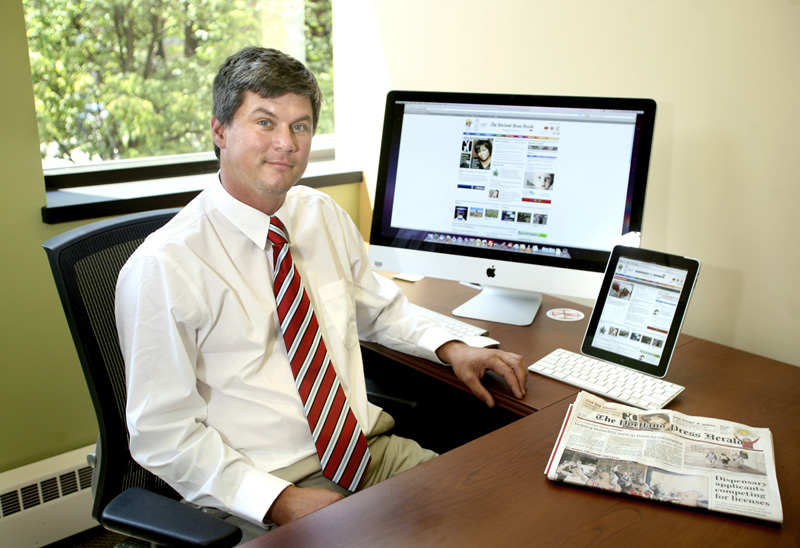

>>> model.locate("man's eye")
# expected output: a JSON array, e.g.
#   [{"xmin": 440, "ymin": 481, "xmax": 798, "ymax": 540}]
[
  {"xmin": 258, "ymin": 120, "xmax": 271, "ymax": 127},
  {"xmin": 293, "ymin": 124, "xmax": 308, "ymax": 131}
]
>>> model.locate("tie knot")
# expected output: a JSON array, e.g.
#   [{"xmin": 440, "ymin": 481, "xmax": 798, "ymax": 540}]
[{"xmin": 268, "ymin": 216, "xmax": 288, "ymax": 247}]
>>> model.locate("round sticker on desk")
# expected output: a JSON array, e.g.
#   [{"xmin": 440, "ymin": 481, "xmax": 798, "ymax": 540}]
[{"xmin": 546, "ymin": 308, "xmax": 585, "ymax": 322}]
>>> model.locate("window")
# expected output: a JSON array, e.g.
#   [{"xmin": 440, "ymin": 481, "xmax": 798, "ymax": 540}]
[{"xmin": 24, "ymin": 0, "xmax": 333, "ymax": 188}]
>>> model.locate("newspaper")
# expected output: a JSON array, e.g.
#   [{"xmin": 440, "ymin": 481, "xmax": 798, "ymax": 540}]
[{"xmin": 545, "ymin": 391, "xmax": 783, "ymax": 523}]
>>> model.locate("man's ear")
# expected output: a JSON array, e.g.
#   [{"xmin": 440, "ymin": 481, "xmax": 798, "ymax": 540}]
[{"xmin": 211, "ymin": 116, "xmax": 226, "ymax": 151}]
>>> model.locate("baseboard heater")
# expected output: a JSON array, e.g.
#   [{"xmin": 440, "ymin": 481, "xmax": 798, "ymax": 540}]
[{"xmin": 0, "ymin": 444, "xmax": 98, "ymax": 547}]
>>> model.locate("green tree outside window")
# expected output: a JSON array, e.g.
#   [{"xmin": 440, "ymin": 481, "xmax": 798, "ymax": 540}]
[{"xmin": 24, "ymin": 0, "xmax": 333, "ymax": 167}]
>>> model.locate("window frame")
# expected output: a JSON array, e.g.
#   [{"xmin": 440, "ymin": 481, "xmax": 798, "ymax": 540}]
[
  {"xmin": 43, "ymin": 135, "xmax": 335, "ymax": 191},
  {"xmin": 28, "ymin": 0, "xmax": 338, "ymax": 222},
  {"xmin": 41, "ymin": 135, "xmax": 343, "ymax": 224}
]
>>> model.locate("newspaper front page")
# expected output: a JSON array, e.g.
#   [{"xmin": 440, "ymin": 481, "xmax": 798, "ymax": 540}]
[{"xmin": 545, "ymin": 391, "xmax": 783, "ymax": 523}]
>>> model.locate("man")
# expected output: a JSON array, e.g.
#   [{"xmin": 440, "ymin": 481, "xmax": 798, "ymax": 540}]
[{"xmin": 116, "ymin": 46, "xmax": 526, "ymax": 537}]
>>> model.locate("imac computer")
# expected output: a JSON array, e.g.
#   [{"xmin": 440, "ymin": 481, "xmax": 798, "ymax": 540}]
[{"xmin": 368, "ymin": 90, "xmax": 656, "ymax": 326}]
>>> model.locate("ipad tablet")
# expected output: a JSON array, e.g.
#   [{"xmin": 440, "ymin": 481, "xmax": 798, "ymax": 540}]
[{"xmin": 581, "ymin": 245, "xmax": 700, "ymax": 378}]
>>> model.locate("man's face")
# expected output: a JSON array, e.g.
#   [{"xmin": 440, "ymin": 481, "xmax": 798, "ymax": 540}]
[{"xmin": 212, "ymin": 91, "xmax": 314, "ymax": 214}]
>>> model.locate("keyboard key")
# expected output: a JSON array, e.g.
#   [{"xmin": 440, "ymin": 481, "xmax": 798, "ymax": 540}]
[
  {"xmin": 414, "ymin": 306, "xmax": 488, "ymax": 338},
  {"xmin": 528, "ymin": 348, "xmax": 684, "ymax": 410}
]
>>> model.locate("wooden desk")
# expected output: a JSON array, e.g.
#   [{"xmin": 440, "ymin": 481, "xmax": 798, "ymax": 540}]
[
  {"xmin": 245, "ymin": 278, "xmax": 799, "ymax": 547},
  {"xmin": 365, "ymin": 276, "xmax": 695, "ymax": 416}
]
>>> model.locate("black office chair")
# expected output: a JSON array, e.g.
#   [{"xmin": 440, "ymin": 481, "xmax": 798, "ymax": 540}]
[{"xmin": 43, "ymin": 209, "xmax": 242, "ymax": 548}]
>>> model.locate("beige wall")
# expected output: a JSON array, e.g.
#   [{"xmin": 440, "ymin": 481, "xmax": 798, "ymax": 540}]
[
  {"xmin": 334, "ymin": 0, "xmax": 800, "ymax": 367},
  {"xmin": 3, "ymin": 0, "xmax": 798, "ymax": 474}
]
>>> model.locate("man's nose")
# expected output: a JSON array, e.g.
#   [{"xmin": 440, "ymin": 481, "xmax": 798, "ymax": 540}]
[{"xmin": 273, "ymin": 125, "xmax": 297, "ymax": 152}]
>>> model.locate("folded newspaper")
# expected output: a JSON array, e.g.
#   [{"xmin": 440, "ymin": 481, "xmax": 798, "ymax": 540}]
[{"xmin": 545, "ymin": 391, "xmax": 783, "ymax": 523}]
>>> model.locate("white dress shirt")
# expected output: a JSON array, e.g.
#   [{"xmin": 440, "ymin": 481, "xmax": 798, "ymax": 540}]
[{"xmin": 116, "ymin": 175, "xmax": 453, "ymax": 525}]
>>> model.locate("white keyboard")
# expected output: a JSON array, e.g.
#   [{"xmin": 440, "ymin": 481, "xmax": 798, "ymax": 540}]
[
  {"xmin": 528, "ymin": 348, "xmax": 684, "ymax": 410},
  {"xmin": 416, "ymin": 306, "xmax": 488, "ymax": 338}
]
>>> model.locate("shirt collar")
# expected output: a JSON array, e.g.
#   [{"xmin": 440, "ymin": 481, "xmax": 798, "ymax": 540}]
[{"xmin": 210, "ymin": 173, "xmax": 290, "ymax": 249}]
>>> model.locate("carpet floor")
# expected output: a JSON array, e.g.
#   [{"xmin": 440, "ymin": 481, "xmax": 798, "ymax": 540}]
[{"xmin": 44, "ymin": 527, "xmax": 137, "ymax": 548}]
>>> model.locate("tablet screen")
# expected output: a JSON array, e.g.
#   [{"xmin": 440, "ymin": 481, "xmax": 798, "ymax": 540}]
[{"xmin": 581, "ymin": 246, "xmax": 700, "ymax": 378}]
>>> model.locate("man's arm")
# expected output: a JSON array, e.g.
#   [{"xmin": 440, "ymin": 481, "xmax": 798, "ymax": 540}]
[
  {"xmin": 332, "ymin": 202, "xmax": 528, "ymax": 408},
  {"xmin": 435, "ymin": 341, "xmax": 527, "ymax": 407},
  {"xmin": 117, "ymin": 254, "xmax": 288, "ymax": 525},
  {"xmin": 265, "ymin": 486, "xmax": 344, "ymax": 526}
]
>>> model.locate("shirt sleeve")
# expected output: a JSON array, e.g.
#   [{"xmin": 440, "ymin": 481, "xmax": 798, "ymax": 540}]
[
  {"xmin": 116, "ymin": 253, "xmax": 289, "ymax": 525},
  {"xmin": 336, "ymin": 212, "xmax": 457, "ymax": 363}
]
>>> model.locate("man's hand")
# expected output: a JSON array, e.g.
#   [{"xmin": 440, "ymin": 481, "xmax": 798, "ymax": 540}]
[
  {"xmin": 265, "ymin": 485, "xmax": 344, "ymax": 526},
  {"xmin": 435, "ymin": 341, "xmax": 527, "ymax": 407}
]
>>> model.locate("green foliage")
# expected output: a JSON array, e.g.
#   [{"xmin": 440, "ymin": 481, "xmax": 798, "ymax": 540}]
[
  {"xmin": 304, "ymin": 0, "xmax": 333, "ymax": 135},
  {"xmin": 24, "ymin": 0, "xmax": 334, "ymax": 165}
]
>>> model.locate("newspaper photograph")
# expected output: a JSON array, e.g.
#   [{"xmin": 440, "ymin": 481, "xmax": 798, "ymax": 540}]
[{"xmin": 545, "ymin": 391, "xmax": 783, "ymax": 523}]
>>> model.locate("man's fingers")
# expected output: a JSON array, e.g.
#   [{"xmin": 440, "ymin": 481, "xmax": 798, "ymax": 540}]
[
  {"xmin": 491, "ymin": 352, "xmax": 527, "ymax": 399},
  {"xmin": 461, "ymin": 370, "xmax": 495, "ymax": 407},
  {"xmin": 511, "ymin": 355, "xmax": 528, "ymax": 396},
  {"xmin": 472, "ymin": 381, "xmax": 496, "ymax": 407},
  {"xmin": 444, "ymin": 343, "xmax": 527, "ymax": 406}
]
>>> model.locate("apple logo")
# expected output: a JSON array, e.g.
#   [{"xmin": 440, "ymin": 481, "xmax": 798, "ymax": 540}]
[{"xmin": 486, "ymin": 265, "xmax": 496, "ymax": 278}]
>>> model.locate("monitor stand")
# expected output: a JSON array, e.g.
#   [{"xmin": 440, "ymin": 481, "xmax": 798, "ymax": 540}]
[{"xmin": 452, "ymin": 285, "xmax": 542, "ymax": 326}]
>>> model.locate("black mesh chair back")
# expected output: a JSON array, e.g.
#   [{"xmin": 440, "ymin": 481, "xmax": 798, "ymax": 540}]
[
  {"xmin": 44, "ymin": 208, "xmax": 241, "ymax": 547},
  {"xmin": 42, "ymin": 209, "xmax": 182, "ymax": 520}
]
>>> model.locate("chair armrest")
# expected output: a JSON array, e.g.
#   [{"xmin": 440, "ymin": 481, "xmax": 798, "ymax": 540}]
[{"xmin": 101, "ymin": 487, "xmax": 242, "ymax": 548}]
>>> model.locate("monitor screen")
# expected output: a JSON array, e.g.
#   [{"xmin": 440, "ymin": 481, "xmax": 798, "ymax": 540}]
[{"xmin": 369, "ymin": 90, "xmax": 656, "ymax": 326}]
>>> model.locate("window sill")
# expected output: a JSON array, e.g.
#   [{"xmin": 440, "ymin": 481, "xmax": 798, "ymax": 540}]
[{"xmin": 41, "ymin": 161, "xmax": 363, "ymax": 224}]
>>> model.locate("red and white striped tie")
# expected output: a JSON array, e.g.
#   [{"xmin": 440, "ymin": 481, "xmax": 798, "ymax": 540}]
[{"xmin": 268, "ymin": 216, "xmax": 371, "ymax": 491}]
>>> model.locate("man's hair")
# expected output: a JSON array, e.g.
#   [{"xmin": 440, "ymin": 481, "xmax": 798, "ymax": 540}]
[{"xmin": 212, "ymin": 47, "xmax": 322, "ymax": 158}]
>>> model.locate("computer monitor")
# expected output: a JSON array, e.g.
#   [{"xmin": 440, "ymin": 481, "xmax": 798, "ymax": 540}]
[{"xmin": 368, "ymin": 90, "xmax": 656, "ymax": 326}]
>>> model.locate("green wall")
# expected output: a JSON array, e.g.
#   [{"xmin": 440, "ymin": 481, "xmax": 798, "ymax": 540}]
[
  {"xmin": 1, "ymin": 1, "xmax": 99, "ymax": 472},
  {"xmin": 0, "ymin": 1, "xmax": 361, "ymax": 474}
]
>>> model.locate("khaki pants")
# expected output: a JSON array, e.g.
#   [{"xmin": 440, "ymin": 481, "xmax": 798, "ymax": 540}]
[{"xmin": 191, "ymin": 411, "xmax": 437, "ymax": 543}]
